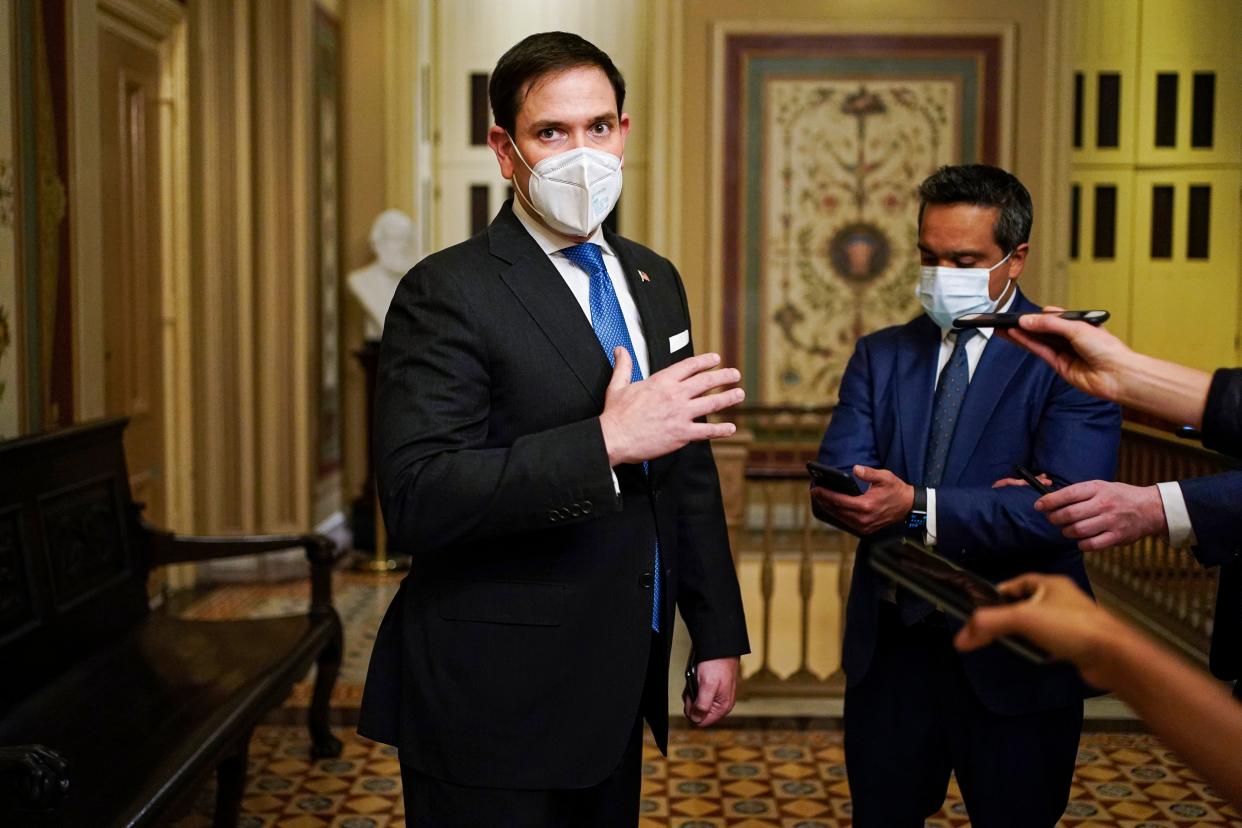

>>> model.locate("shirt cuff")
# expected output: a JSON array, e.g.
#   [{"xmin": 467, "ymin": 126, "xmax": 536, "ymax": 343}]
[
  {"xmin": 610, "ymin": 468, "xmax": 621, "ymax": 496},
  {"xmin": 924, "ymin": 487, "xmax": 937, "ymax": 545},
  {"xmin": 1156, "ymin": 481, "xmax": 1197, "ymax": 548}
]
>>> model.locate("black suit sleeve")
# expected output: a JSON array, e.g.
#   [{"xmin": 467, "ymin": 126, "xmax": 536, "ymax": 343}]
[
  {"xmin": 664, "ymin": 260, "xmax": 751, "ymax": 662},
  {"xmin": 375, "ymin": 263, "xmax": 620, "ymax": 552},
  {"xmin": 1181, "ymin": 472, "xmax": 1242, "ymax": 568},
  {"xmin": 1203, "ymin": 368, "xmax": 1242, "ymax": 462}
]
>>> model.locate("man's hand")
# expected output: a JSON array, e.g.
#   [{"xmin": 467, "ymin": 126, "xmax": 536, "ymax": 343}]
[
  {"xmin": 811, "ymin": 465, "xmax": 914, "ymax": 535},
  {"xmin": 996, "ymin": 306, "xmax": 1133, "ymax": 403},
  {"xmin": 954, "ymin": 573, "xmax": 1128, "ymax": 689},
  {"xmin": 683, "ymin": 656, "xmax": 739, "ymax": 727},
  {"xmin": 1035, "ymin": 480, "xmax": 1167, "ymax": 551},
  {"xmin": 599, "ymin": 349, "xmax": 744, "ymax": 466}
]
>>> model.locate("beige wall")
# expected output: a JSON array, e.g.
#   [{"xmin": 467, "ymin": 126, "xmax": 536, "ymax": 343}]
[
  {"xmin": 339, "ymin": 0, "xmax": 388, "ymax": 511},
  {"xmin": 338, "ymin": 0, "xmax": 426, "ymax": 520},
  {"xmin": 664, "ymin": 0, "xmax": 1069, "ymax": 354}
]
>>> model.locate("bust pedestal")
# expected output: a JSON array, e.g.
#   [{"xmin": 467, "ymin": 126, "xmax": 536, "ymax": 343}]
[{"xmin": 349, "ymin": 341, "xmax": 411, "ymax": 572}]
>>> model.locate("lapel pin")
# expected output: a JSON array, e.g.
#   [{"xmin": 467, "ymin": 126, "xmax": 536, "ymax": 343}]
[{"xmin": 639, "ymin": 270, "xmax": 650, "ymax": 282}]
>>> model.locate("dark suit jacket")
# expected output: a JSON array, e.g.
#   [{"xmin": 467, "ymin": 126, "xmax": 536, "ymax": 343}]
[
  {"xmin": 1203, "ymin": 368, "xmax": 1242, "ymax": 461},
  {"xmin": 1178, "ymin": 472, "xmax": 1242, "ymax": 678},
  {"xmin": 1173, "ymin": 368, "xmax": 1242, "ymax": 681},
  {"xmin": 818, "ymin": 292, "xmax": 1121, "ymax": 715},
  {"xmin": 357, "ymin": 202, "xmax": 749, "ymax": 790}
]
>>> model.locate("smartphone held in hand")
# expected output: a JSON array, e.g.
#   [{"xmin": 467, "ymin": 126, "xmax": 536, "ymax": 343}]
[{"xmin": 953, "ymin": 310, "xmax": 1109, "ymax": 329}]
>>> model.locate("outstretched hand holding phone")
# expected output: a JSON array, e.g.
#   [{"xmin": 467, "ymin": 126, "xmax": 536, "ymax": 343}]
[{"xmin": 996, "ymin": 306, "xmax": 1211, "ymax": 427}]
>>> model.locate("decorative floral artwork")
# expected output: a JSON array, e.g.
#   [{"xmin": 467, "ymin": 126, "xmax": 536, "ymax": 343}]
[
  {"xmin": 720, "ymin": 33, "xmax": 1005, "ymax": 405},
  {"xmin": 762, "ymin": 80, "xmax": 956, "ymax": 402}
]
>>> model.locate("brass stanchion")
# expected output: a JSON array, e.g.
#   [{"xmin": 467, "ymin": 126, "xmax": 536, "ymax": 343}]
[{"xmin": 353, "ymin": 487, "xmax": 411, "ymax": 573}]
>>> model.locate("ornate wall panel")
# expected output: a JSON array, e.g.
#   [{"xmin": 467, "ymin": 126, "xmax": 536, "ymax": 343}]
[
  {"xmin": 721, "ymin": 34, "xmax": 1005, "ymax": 405},
  {"xmin": 39, "ymin": 478, "xmax": 128, "ymax": 611}
]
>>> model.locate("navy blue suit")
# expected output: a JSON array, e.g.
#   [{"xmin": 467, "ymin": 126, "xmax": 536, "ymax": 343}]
[
  {"xmin": 1180, "ymin": 472, "xmax": 1242, "ymax": 682},
  {"xmin": 818, "ymin": 292, "xmax": 1121, "ymax": 827}
]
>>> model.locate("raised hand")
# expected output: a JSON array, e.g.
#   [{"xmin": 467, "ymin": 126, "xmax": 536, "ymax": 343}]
[{"xmin": 599, "ymin": 349, "xmax": 744, "ymax": 465}]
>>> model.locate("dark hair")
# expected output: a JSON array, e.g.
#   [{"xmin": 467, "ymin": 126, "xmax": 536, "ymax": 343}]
[
  {"xmin": 917, "ymin": 164, "xmax": 1033, "ymax": 253},
  {"xmin": 488, "ymin": 32, "xmax": 627, "ymax": 135}
]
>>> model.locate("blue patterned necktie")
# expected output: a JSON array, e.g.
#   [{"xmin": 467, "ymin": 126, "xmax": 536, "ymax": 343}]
[
  {"xmin": 923, "ymin": 328, "xmax": 979, "ymax": 488},
  {"xmin": 900, "ymin": 328, "xmax": 978, "ymax": 625},
  {"xmin": 561, "ymin": 242, "xmax": 661, "ymax": 633}
]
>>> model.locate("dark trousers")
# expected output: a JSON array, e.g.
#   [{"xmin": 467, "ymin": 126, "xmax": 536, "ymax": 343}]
[
  {"xmin": 400, "ymin": 634, "xmax": 664, "ymax": 827},
  {"xmin": 844, "ymin": 604, "xmax": 1083, "ymax": 828}
]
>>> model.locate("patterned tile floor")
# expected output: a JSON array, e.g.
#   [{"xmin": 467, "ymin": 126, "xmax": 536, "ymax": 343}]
[
  {"xmin": 169, "ymin": 572, "xmax": 1240, "ymax": 826},
  {"xmin": 172, "ymin": 725, "xmax": 1240, "ymax": 827}
]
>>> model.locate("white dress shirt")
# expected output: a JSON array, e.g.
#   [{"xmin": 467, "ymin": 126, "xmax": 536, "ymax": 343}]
[
  {"xmin": 1157, "ymin": 482, "xmax": 1198, "ymax": 547},
  {"xmin": 511, "ymin": 196, "xmax": 648, "ymax": 492},
  {"xmin": 924, "ymin": 291, "xmax": 1016, "ymax": 543},
  {"xmin": 511, "ymin": 195, "xmax": 650, "ymax": 377}
]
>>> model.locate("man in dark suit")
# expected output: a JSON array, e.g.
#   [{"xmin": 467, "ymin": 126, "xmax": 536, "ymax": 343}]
[
  {"xmin": 812, "ymin": 165, "xmax": 1121, "ymax": 827},
  {"xmin": 357, "ymin": 31, "xmax": 750, "ymax": 827},
  {"xmin": 1032, "ymin": 470, "xmax": 1242, "ymax": 695}
]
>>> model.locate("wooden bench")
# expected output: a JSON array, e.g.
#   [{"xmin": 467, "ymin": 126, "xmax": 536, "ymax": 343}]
[{"xmin": 0, "ymin": 418, "xmax": 345, "ymax": 827}]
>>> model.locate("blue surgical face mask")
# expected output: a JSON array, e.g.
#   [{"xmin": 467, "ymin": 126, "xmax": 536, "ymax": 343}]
[{"xmin": 916, "ymin": 252, "xmax": 1013, "ymax": 330}]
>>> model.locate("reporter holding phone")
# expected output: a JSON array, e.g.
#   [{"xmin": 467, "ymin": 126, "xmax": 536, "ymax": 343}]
[
  {"xmin": 996, "ymin": 310, "xmax": 1242, "ymax": 697},
  {"xmin": 956, "ymin": 573, "xmax": 1242, "ymax": 807},
  {"xmin": 811, "ymin": 165, "xmax": 1121, "ymax": 828}
]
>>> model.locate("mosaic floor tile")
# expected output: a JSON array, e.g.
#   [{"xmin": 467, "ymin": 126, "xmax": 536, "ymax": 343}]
[{"xmin": 169, "ymin": 726, "xmax": 1241, "ymax": 827}]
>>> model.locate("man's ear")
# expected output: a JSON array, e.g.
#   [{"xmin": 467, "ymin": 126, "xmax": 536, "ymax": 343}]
[
  {"xmin": 487, "ymin": 125, "xmax": 515, "ymax": 180},
  {"xmin": 1008, "ymin": 243, "xmax": 1031, "ymax": 280}
]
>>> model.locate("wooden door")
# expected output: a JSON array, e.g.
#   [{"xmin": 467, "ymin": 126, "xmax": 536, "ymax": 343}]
[{"xmin": 99, "ymin": 27, "xmax": 165, "ymax": 524}]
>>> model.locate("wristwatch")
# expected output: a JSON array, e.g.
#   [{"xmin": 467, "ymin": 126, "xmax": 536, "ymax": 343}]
[{"xmin": 906, "ymin": 486, "xmax": 928, "ymax": 532}]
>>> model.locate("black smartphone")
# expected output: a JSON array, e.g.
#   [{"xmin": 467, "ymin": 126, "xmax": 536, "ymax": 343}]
[
  {"xmin": 1013, "ymin": 464, "xmax": 1052, "ymax": 496},
  {"xmin": 953, "ymin": 309, "xmax": 1110, "ymax": 329},
  {"xmin": 807, "ymin": 461, "xmax": 862, "ymax": 497},
  {"xmin": 869, "ymin": 537, "xmax": 1053, "ymax": 665},
  {"xmin": 683, "ymin": 650, "xmax": 699, "ymax": 702}
]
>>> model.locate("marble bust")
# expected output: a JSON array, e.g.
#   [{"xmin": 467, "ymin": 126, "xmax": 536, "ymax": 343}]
[{"xmin": 348, "ymin": 209, "xmax": 419, "ymax": 340}]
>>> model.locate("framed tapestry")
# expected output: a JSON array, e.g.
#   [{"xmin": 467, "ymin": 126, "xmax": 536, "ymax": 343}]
[{"xmin": 717, "ymin": 28, "xmax": 1011, "ymax": 405}]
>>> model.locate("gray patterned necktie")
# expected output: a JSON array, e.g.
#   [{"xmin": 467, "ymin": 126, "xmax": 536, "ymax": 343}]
[{"xmin": 923, "ymin": 329, "xmax": 979, "ymax": 488}]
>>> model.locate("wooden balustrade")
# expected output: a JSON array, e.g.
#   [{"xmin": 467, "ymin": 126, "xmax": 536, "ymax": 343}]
[
  {"xmin": 1085, "ymin": 422, "xmax": 1237, "ymax": 660},
  {"xmin": 715, "ymin": 406, "xmax": 1237, "ymax": 699}
]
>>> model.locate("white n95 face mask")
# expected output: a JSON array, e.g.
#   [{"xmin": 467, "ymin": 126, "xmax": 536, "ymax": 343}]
[
  {"xmin": 916, "ymin": 252, "xmax": 1013, "ymax": 330},
  {"xmin": 509, "ymin": 137, "xmax": 623, "ymax": 237}
]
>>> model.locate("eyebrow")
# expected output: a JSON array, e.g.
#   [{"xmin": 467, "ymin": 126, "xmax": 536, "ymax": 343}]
[
  {"xmin": 527, "ymin": 113, "xmax": 618, "ymax": 131},
  {"xmin": 917, "ymin": 244, "xmax": 990, "ymax": 259}
]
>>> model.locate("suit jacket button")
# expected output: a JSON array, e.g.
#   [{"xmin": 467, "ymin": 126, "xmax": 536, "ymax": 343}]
[
  {"xmin": 548, "ymin": 510, "xmax": 560, "ymax": 522},
  {"xmin": 639, "ymin": 572, "xmax": 654, "ymax": 588},
  {"xmin": 582, "ymin": 500, "xmax": 593, "ymax": 513},
  {"xmin": 570, "ymin": 505, "xmax": 583, "ymax": 517}
]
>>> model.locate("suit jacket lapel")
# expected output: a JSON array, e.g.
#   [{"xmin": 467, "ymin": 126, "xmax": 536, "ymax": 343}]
[
  {"xmin": 606, "ymin": 228, "xmax": 673, "ymax": 486},
  {"xmin": 938, "ymin": 338, "xmax": 1019, "ymax": 485},
  {"xmin": 606, "ymin": 228, "xmax": 670, "ymax": 376},
  {"xmin": 491, "ymin": 204, "xmax": 612, "ymax": 406},
  {"xmin": 895, "ymin": 316, "xmax": 941, "ymax": 484},
  {"xmin": 938, "ymin": 290, "xmax": 1037, "ymax": 485}
]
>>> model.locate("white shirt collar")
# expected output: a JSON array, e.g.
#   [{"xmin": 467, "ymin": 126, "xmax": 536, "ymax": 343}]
[
  {"xmin": 511, "ymin": 191, "xmax": 616, "ymax": 260},
  {"xmin": 939, "ymin": 287, "xmax": 1018, "ymax": 343}
]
